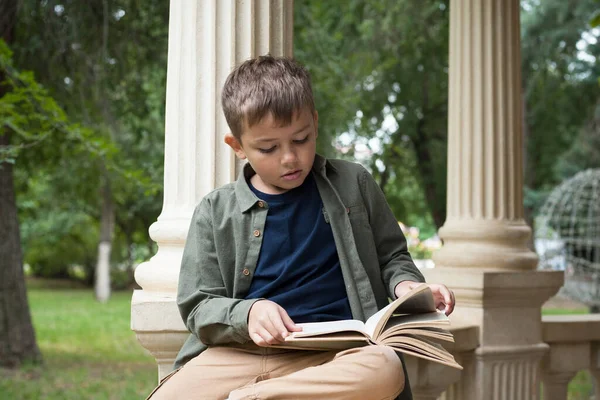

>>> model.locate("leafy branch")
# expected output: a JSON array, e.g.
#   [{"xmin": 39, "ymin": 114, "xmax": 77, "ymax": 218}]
[{"xmin": 0, "ymin": 39, "xmax": 158, "ymax": 193}]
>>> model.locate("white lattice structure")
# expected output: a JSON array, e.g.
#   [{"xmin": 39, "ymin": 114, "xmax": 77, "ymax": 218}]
[{"xmin": 536, "ymin": 169, "xmax": 600, "ymax": 307}]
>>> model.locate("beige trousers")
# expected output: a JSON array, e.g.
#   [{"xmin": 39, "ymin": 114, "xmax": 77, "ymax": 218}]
[{"xmin": 148, "ymin": 344, "xmax": 405, "ymax": 400}]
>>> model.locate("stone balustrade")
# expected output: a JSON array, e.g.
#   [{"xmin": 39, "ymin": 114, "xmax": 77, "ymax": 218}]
[
  {"xmin": 541, "ymin": 314, "xmax": 600, "ymax": 400},
  {"xmin": 408, "ymin": 314, "xmax": 600, "ymax": 400},
  {"xmin": 408, "ymin": 323, "xmax": 480, "ymax": 400}
]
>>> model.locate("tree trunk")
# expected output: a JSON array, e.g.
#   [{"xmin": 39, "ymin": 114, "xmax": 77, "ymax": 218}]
[
  {"xmin": 0, "ymin": 134, "xmax": 43, "ymax": 368},
  {"xmin": 522, "ymin": 91, "xmax": 536, "ymax": 251},
  {"xmin": 412, "ymin": 69, "xmax": 446, "ymax": 229},
  {"xmin": 378, "ymin": 165, "xmax": 390, "ymax": 195},
  {"xmin": 0, "ymin": 0, "xmax": 43, "ymax": 369},
  {"xmin": 413, "ymin": 120, "xmax": 446, "ymax": 229},
  {"xmin": 95, "ymin": 175, "xmax": 114, "ymax": 302}
]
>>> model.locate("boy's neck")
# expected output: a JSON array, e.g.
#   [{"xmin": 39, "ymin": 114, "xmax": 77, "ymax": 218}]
[{"xmin": 250, "ymin": 174, "xmax": 290, "ymax": 195}]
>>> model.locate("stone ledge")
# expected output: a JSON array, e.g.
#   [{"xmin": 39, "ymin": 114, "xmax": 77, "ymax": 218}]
[
  {"xmin": 424, "ymin": 268, "xmax": 564, "ymax": 308},
  {"xmin": 131, "ymin": 290, "xmax": 187, "ymax": 331},
  {"xmin": 542, "ymin": 314, "xmax": 600, "ymax": 343},
  {"xmin": 446, "ymin": 323, "xmax": 479, "ymax": 353}
]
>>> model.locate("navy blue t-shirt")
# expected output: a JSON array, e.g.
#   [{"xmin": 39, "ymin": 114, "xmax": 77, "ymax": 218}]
[{"xmin": 245, "ymin": 174, "xmax": 352, "ymax": 323}]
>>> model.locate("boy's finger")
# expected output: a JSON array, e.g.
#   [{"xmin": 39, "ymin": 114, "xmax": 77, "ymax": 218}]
[
  {"xmin": 438, "ymin": 286, "xmax": 455, "ymax": 316},
  {"xmin": 445, "ymin": 290, "xmax": 455, "ymax": 316},
  {"xmin": 251, "ymin": 332, "xmax": 268, "ymax": 347},
  {"xmin": 255, "ymin": 328, "xmax": 276, "ymax": 346},
  {"xmin": 266, "ymin": 310, "xmax": 288, "ymax": 341},
  {"xmin": 433, "ymin": 285, "xmax": 451, "ymax": 304},
  {"xmin": 279, "ymin": 308, "xmax": 302, "ymax": 332}
]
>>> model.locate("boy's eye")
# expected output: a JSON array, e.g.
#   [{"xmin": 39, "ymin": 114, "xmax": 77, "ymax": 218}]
[
  {"xmin": 293, "ymin": 135, "xmax": 309, "ymax": 144},
  {"xmin": 258, "ymin": 146, "xmax": 276, "ymax": 154}
]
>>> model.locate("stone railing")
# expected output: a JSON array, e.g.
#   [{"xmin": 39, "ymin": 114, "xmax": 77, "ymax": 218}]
[
  {"xmin": 541, "ymin": 314, "xmax": 600, "ymax": 400},
  {"xmin": 406, "ymin": 322, "xmax": 480, "ymax": 400},
  {"xmin": 405, "ymin": 315, "xmax": 600, "ymax": 400}
]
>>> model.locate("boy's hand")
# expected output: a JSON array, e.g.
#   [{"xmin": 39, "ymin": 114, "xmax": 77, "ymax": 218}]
[
  {"xmin": 247, "ymin": 300, "xmax": 302, "ymax": 346},
  {"xmin": 394, "ymin": 281, "xmax": 456, "ymax": 316}
]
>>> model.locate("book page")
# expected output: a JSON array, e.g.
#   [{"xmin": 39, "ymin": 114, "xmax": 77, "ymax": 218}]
[
  {"xmin": 393, "ymin": 286, "xmax": 437, "ymax": 315},
  {"xmin": 378, "ymin": 327, "xmax": 454, "ymax": 343},
  {"xmin": 383, "ymin": 335, "xmax": 452, "ymax": 360},
  {"xmin": 387, "ymin": 344, "xmax": 463, "ymax": 370},
  {"xmin": 289, "ymin": 319, "xmax": 368, "ymax": 338},
  {"xmin": 367, "ymin": 284, "xmax": 435, "ymax": 339},
  {"xmin": 279, "ymin": 332, "xmax": 370, "ymax": 351},
  {"xmin": 383, "ymin": 311, "xmax": 449, "ymax": 332},
  {"xmin": 364, "ymin": 300, "xmax": 397, "ymax": 338}
]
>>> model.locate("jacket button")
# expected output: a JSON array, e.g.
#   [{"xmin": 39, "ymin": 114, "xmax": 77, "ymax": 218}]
[
  {"xmin": 253, "ymin": 229, "xmax": 261, "ymax": 237},
  {"xmin": 242, "ymin": 268, "xmax": 250, "ymax": 276},
  {"xmin": 257, "ymin": 201, "xmax": 265, "ymax": 208}
]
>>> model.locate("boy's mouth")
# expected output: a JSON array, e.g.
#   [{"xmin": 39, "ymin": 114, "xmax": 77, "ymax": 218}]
[{"xmin": 282, "ymin": 170, "xmax": 302, "ymax": 180}]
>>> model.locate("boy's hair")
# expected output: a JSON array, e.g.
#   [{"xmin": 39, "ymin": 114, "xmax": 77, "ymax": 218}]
[{"xmin": 221, "ymin": 55, "xmax": 315, "ymax": 140}]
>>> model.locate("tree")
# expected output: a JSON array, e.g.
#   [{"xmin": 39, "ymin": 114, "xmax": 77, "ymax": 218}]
[
  {"xmin": 12, "ymin": 0, "xmax": 167, "ymax": 296},
  {"xmin": 521, "ymin": 0, "xmax": 599, "ymax": 216},
  {"xmin": 556, "ymin": 100, "xmax": 600, "ymax": 179},
  {"xmin": 295, "ymin": 0, "xmax": 449, "ymax": 230},
  {"xmin": 0, "ymin": 0, "xmax": 42, "ymax": 368}
]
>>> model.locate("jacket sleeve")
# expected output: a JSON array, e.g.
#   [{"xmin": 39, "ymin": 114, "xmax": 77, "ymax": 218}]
[
  {"xmin": 176, "ymin": 200, "xmax": 260, "ymax": 346},
  {"xmin": 359, "ymin": 167, "xmax": 426, "ymax": 298}
]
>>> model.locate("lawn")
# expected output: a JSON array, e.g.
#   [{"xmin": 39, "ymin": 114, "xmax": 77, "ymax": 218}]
[{"xmin": 0, "ymin": 280, "xmax": 157, "ymax": 400}]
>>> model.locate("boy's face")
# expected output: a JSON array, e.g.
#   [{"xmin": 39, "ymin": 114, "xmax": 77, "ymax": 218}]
[{"xmin": 225, "ymin": 108, "xmax": 318, "ymax": 195}]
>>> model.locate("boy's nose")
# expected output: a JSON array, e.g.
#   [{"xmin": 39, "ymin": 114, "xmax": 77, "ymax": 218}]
[{"xmin": 282, "ymin": 150, "xmax": 298, "ymax": 164}]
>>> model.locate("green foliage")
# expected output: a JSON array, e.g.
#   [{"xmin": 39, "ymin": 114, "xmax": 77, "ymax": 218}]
[
  {"xmin": 297, "ymin": 0, "xmax": 600, "ymax": 231},
  {"xmin": 556, "ymin": 101, "xmax": 600, "ymax": 179},
  {"xmin": 23, "ymin": 212, "xmax": 98, "ymax": 279},
  {"xmin": 295, "ymin": 1, "xmax": 449, "ymax": 232},
  {"xmin": 0, "ymin": 283, "xmax": 156, "ymax": 399},
  {"xmin": 591, "ymin": 10, "xmax": 600, "ymax": 28},
  {"xmin": 521, "ymin": 0, "xmax": 600, "ymax": 214},
  {"xmin": 0, "ymin": 40, "xmax": 112, "ymax": 164},
  {"xmin": 6, "ymin": 1, "xmax": 169, "ymax": 283},
  {"xmin": 6, "ymin": 0, "xmax": 600, "ymax": 281}
]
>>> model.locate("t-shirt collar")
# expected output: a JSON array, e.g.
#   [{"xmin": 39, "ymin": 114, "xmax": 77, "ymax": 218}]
[{"xmin": 234, "ymin": 154, "xmax": 328, "ymax": 213}]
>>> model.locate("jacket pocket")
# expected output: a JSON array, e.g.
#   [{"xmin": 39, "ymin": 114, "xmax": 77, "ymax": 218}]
[{"xmin": 347, "ymin": 204, "xmax": 370, "ymax": 230}]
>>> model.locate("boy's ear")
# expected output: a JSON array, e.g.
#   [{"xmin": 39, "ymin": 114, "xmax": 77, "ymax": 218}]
[
  {"xmin": 313, "ymin": 110, "xmax": 319, "ymax": 138},
  {"xmin": 224, "ymin": 133, "xmax": 247, "ymax": 160}
]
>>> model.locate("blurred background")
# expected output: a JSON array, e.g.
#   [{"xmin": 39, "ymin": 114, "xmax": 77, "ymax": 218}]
[{"xmin": 0, "ymin": 0, "xmax": 598, "ymax": 398}]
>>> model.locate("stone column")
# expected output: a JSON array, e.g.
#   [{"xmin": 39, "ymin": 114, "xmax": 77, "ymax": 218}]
[
  {"xmin": 131, "ymin": 0, "xmax": 293, "ymax": 381},
  {"xmin": 425, "ymin": 0, "xmax": 564, "ymax": 398}
]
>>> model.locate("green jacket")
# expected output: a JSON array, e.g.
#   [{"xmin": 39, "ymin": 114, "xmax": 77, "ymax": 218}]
[{"xmin": 175, "ymin": 154, "xmax": 425, "ymax": 399}]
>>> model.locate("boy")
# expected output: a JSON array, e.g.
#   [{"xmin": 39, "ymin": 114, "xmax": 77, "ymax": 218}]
[{"xmin": 149, "ymin": 55, "xmax": 455, "ymax": 400}]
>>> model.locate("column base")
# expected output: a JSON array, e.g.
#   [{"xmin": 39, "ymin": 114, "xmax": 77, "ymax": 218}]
[
  {"xmin": 131, "ymin": 290, "xmax": 188, "ymax": 380},
  {"xmin": 434, "ymin": 219, "xmax": 538, "ymax": 271}
]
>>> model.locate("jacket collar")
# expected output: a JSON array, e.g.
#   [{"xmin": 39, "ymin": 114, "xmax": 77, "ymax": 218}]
[{"xmin": 234, "ymin": 154, "xmax": 329, "ymax": 213}]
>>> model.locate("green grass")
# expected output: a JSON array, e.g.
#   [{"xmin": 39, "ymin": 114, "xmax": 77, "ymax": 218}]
[
  {"xmin": 542, "ymin": 308, "xmax": 589, "ymax": 316},
  {"xmin": 0, "ymin": 281, "xmax": 157, "ymax": 399}
]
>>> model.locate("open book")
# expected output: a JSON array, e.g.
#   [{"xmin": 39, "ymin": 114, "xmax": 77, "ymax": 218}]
[{"xmin": 275, "ymin": 284, "xmax": 462, "ymax": 369}]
